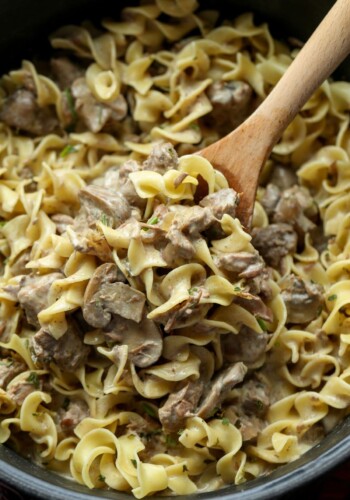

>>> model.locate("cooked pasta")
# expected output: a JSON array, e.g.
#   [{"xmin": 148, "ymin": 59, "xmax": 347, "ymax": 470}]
[{"xmin": 0, "ymin": 1, "xmax": 349, "ymax": 497}]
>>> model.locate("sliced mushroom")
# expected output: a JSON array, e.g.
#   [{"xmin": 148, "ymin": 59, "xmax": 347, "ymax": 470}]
[
  {"xmin": 106, "ymin": 314, "xmax": 163, "ymax": 367},
  {"xmin": 83, "ymin": 263, "xmax": 145, "ymax": 328}
]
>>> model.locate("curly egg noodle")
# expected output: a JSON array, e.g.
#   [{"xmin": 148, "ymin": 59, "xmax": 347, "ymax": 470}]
[{"xmin": 0, "ymin": 0, "xmax": 349, "ymax": 497}]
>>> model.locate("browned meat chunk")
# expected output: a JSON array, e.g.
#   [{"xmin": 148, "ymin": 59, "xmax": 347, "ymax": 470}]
[
  {"xmin": 195, "ymin": 362, "xmax": 247, "ymax": 419},
  {"xmin": 57, "ymin": 398, "xmax": 89, "ymax": 435},
  {"xmin": 225, "ymin": 374, "xmax": 270, "ymax": 441},
  {"xmin": 221, "ymin": 326, "xmax": 268, "ymax": 368},
  {"xmin": 142, "ymin": 142, "xmax": 178, "ymax": 173},
  {"xmin": 272, "ymin": 186, "xmax": 317, "ymax": 237},
  {"xmin": 71, "ymin": 78, "xmax": 127, "ymax": 133},
  {"xmin": 79, "ymin": 184, "xmax": 131, "ymax": 229},
  {"xmin": 32, "ymin": 325, "xmax": 90, "ymax": 372},
  {"xmin": 206, "ymin": 81, "xmax": 253, "ymax": 134},
  {"xmin": 0, "ymin": 357, "xmax": 27, "ymax": 388},
  {"xmin": 104, "ymin": 314, "xmax": 163, "ymax": 368},
  {"xmin": 0, "ymin": 89, "xmax": 58, "ymax": 136},
  {"xmin": 17, "ymin": 272, "xmax": 62, "ymax": 327},
  {"xmin": 159, "ymin": 380, "xmax": 204, "ymax": 433},
  {"xmin": 117, "ymin": 160, "xmax": 146, "ymax": 209},
  {"xmin": 7, "ymin": 380, "xmax": 41, "ymax": 405},
  {"xmin": 199, "ymin": 188, "xmax": 240, "ymax": 220},
  {"xmin": 214, "ymin": 251, "xmax": 264, "ymax": 279},
  {"xmin": 251, "ymin": 223, "xmax": 297, "ymax": 269},
  {"xmin": 83, "ymin": 263, "xmax": 145, "ymax": 328},
  {"xmin": 246, "ymin": 267, "xmax": 273, "ymax": 300},
  {"xmin": 268, "ymin": 165, "xmax": 298, "ymax": 191},
  {"xmin": 235, "ymin": 294, "xmax": 273, "ymax": 322},
  {"xmin": 260, "ymin": 184, "xmax": 281, "ymax": 217},
  {"xmin": 51, "ymin": 214, "xmax": 74, "ymax": 234},
  {"xmin": 50, "ymin": 57, "xmax": 84, "ymax": 90},
  {"xmin": 280, "ymin": 274, "xmax": 324, "ymax": 324}
]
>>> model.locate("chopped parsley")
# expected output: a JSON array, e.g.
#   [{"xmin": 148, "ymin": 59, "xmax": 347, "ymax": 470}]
[
  {"xmin": 190, "ymin": 123, "xmax": 200, "ymax": 131},
  {"xmin": 188, "ymin": 287, "xmax": 199, "ymax": 296},
  {"xmin": 254, "ymin": 400, "xmax": 264, "ymax": 411},
  {"xmin": 0, "ymin": 221, "xmax": 6, "ymax": 227},
  {"xmin": 142, "ymin": 402, "xmax": 158, "ymax": 419},
  {"xmin": 221, "ymin": 417, "xmax": 230, "ymax": 426},
  {"xmin": 165, "ymin": 435, "xmax": 177, "ymax": 447},
  {"xmin": 64, "ymin": 88, "xmax": 77, "ymax": 124},
  {"xmin": 167, "ymin": 147, "xmax": 176, "ymax": 158},
  {"xmin": 131, "ymin": 459, "xmax": 137, "ymax": 468},
  {"xmin": 141, "ymin": 216, "xmax": 159, "ymax": 231},
  {"xmin": 98, "ymin": 474, "xmax": 105, "ymax": 482},
  {"xmin": 27, "ymin": 372, "xmax": 40, "ymax": 389},
  {"xmin": 328, "ymin": 294, "xmax": 337, "ymax": 302},
  {"xmin": 59, "ymin": 144, "xmax": 78, "ymax": 158},
  {"xmin": 182, "ymin": 464, "xmax": 189, "ymax": 472},
  {"xmin": 234, "ymin": 286, "xmax": 241, "ymax": 292},
  {"xmin": 257, "ymin": 317, "xmax": 267, "ymax": 331},
  {"xmin": 100, "ymin": 213, "xmax": 111, "ymax": 226},
  {"xmin": 177, "ymin": 428, "xmax": 184, "ymax": 436},
  {"xmin": 140, "ymin": 429, "xmax": 162, "ymax": 440}
]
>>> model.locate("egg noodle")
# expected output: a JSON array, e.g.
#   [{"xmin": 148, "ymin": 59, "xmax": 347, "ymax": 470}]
[{"xmin": 0, "ymin": 1, "xmax": 349, "ymax": 497}]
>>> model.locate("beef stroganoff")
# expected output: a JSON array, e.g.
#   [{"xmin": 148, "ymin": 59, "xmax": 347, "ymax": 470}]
[{"xmin": 0, "ymin": 0, "xmax": 349, "ymax": 496}]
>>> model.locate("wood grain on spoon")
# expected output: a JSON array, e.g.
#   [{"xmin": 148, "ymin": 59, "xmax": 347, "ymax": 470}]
[{"xmin": 200, "ymin": 0, "xmax": 350, "ymax": 229}]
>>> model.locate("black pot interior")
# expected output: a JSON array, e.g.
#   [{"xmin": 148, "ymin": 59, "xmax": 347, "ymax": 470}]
[{"xmin": 0, "ymin": 0, "xmax": 349, "ymax": 498}]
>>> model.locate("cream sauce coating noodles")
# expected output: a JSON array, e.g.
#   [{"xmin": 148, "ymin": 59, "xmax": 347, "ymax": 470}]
[{"xmin": 0, "ymin": 1, "xmax": 349, "ymax": 497}]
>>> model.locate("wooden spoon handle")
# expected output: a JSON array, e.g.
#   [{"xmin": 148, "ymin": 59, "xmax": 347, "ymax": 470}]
[{"xmin": 251, "ymin": 0, "xmax": 350, "ymax": 145}]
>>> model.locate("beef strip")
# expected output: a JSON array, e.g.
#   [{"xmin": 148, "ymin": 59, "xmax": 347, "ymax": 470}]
[
  {"xmin": 251, "ymin": 223, "xmax": 298, "ymax": 269},
  {"xmin": 195, "ymin": 362, "xmax": 247, "ymax": 419},
  {"xmin": 0, "ymin": 89, "xmax": 58, "ymax": 136},
  {"xmin": 159, "ymin": 380, "xmax": 204, "ymax": 433},
  {"xmin": 71, "ymin": 77, "xmax": 127, "ymax": 133},
  {"xmin": 32, "ymin": 324, "xmax": 90, "ymax": 372},
  {"xmin": 0, "ymin": 357, "xmax": 27, "ymax": 388},
  {"xmin": 51, "ymin": 214, "xmax": 74, "ymax": 235},
  {"xmin": 206, "ymin": 81, "xmax": 253, "ymax": 134},
  {"xmin": 199, "ymin": 188, "xmax": 240, "ymax": 220},
  {"xmin": 142, "ymin": 142, "xmax": 178, "ymax": 173},
  {"xmin": 117, "ymin": 160, "xmax": 146, "ymax": 209},
  {"xmin": 78, "ymin": 184, "xmax": 131, "ymax": 229},
  {"xmin": 69, "ymin": 185, "xmax": 131, "ymax": 259},
  {"xmin": 246, "ymin": 267, "xmax": 273, "ymax": 301},
  {"xmin": 280, "ymin": 274, "xmax": 324, "ymax": 324},
  {"xmin": 221, "ymin": 326, "xmax": 268, "ymax": 368},
  {"xmin": 272, "ymin": 185, "xmax": 317, "ymax": 237},
  {"xmin": 214, "ymin": 251, "xmax": 265, "ymax": 279},
  {"xmin": 104, "ymin": 314, "xmax": 163, "ymax": 368},
  {"xmin": 260, "ymin": 184, "xmax": 281, "ymax": 217},
  {"xmin": 225, "ymin": 374, "xmax": 270, "ymax": 441},
  {"xmin": 7, "ymin": 380, "xmax": 43, "ymax": 405},
  {"xmin": 17, "ymin": 272, "xmax": 62, "ymax": 328},
  {"xmin": 83, "ymin": 263, "xmax": 145, "ymax": 328},
  {"xmin": 50, "ymin": 57, "xmax": 84, "ymax": 90},
  {"xmin": 234, "ymin": 294, "xmax": 273, "ymax": 322},
  {"xmin": 56, "ymin": 398, "xmax": 89, "ymax": 435}
]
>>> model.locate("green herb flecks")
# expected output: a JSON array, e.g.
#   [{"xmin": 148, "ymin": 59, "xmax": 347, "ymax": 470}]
[
  {"xmin": 27, "ymin": 372, "xmax": 40, "ymax": 389},
  {"xmin": 139, "ymin": 429, "xmax": 162, "ymax": 440},
  {"xmin": 257, "ymin": 317, "xmax": 267, "ymax": 331},
  {"xmin": 188, "ymin": 287, "xmax": 199, "ymax": 296},
  {"xmin": 221, "ymin": 417, "xmax": 230, "ymax": 426},
  {"xmin": 98, "ymin": 474, "xmax": 106, "ymax": 482},
  {"xmin": 141, "ymin": 216, "xmax": 159, "ymax": 231},
  {"xmin": 100, "ymin": 213, "xmax": 112, "ymax": 227},
  {"xmin": 165, "ymin": 435, "xmax": 177, "ymax": 447},
  {"xmin": 0, "ymin": 221, "xmax": 6, "ymax": 227},
  {"xmin": 234, "ymin": 286, "xmax": 241, "ymax": 292},
  {"xmin": 64, "ymin": 88, "xmax": 78, "ymax": 126},
  {"xmin": 142, "ymin": 402, "xmax": 158, "ymax": 419},
  {"xmin": 328, "ymin": 294, "xmax": 337, "ymax": 302},
  {"xmin": 182, "ymin": 464, "xmax": 189, "ymax": 472},
  {"xmin": 131, "ymin": 459, "xmax": 137, "ymax": 468},
  {"xmin": 60, "ymin": 144, "xmax": 78, "ymax": 158}
]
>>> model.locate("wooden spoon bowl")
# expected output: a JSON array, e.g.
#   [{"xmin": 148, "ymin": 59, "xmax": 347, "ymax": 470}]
[{"xmin": 200, "ymin": 0, "xmax": 350, "ymax": 229}]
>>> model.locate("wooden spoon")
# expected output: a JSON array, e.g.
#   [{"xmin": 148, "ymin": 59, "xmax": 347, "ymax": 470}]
[{"xmin": 200, "ymin": 0, "xmax": 350, "ymax": 229}]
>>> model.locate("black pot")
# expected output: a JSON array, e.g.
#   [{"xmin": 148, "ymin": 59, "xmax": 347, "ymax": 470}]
[{"xmin": 0, "ymin": 1, "xmax": 349, "ymax": 499}]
